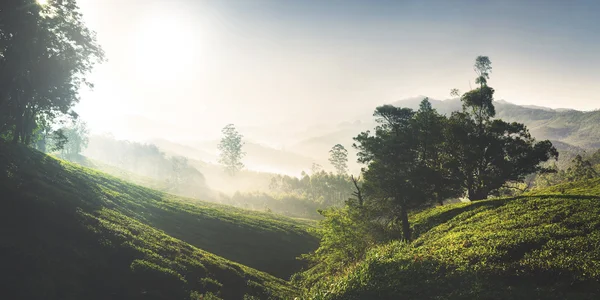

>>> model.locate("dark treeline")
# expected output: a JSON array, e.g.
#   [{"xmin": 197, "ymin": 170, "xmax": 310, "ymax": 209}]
[
  {"xmin": 295, "ymin": 56, "xmax": 559, "ymax": 287},
  {"xmin": 0, "ymin": 0, "xmax": 103, "ymax": 146}
]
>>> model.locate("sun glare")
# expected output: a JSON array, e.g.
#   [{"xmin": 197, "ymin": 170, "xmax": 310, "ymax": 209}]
[
  {"xmin": 133, "ymin": 15, "xmax": 199, "ymax": 83},
  {"xmin": 37, "ymin": 0, "xmax": 48, "ymax": 5}
]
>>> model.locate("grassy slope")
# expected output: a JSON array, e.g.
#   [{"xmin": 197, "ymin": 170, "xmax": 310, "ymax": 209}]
[
  {"xmin": 309, "ymin": 193, "xmax": 600, "ymax": 299},
  {"xmin": 68, "ymin": 154, "xmax": 169, "ymax": 191},
  {"xmin": 56, "ymin": 152, "xmax": 318, "ymax": 279},
  {"xmin": 525, "ymin": 177, "xmax": 600, "ymax": 197},
  {"xmin": 0, "ymin": 142, "xmax": 317, "ymax": 299}
]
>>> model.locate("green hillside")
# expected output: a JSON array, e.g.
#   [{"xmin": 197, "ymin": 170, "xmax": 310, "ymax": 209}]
[
  {"xmin": 526, "ymin": 177, "xmax": 600, "ymax": 197},
  {"xmin": 0, "ymin": 141, "xmax": 317, "ymax": 299},
  {"xmin": 307, "ymin": 195, "xmax": 600, "ymax": 299}
]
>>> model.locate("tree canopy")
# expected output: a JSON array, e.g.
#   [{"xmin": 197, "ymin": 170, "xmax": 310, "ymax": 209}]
[
  {"xmin": 447, "ymin": 57, "xmax": 558, "ymax": 200},
  {"xmin": 0, "ymin": 0, "xmax": 104, "ymax": 145}
]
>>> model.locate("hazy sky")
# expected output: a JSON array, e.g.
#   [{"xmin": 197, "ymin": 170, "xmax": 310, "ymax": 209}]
[{"xmin": 75, "ymin": 0, "xmax": 600, "ymax": 144}]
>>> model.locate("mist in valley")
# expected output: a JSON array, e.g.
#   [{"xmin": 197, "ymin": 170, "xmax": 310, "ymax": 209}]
[{"xmin": 6, "ymin": 0, "xmax": 600, "ymax": 298}]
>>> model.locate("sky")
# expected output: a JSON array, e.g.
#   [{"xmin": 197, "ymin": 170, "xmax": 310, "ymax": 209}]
[{"xmin": 74, "ymin": 0, "xmax": 600, "ymax": 145}]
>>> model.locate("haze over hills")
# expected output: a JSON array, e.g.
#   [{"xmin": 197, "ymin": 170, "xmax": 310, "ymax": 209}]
[{"xmin": 130, "ymin": 98, "xmax": 600, "ymax": 178}]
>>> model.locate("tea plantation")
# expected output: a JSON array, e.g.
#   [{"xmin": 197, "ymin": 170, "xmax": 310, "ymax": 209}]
[
  {"xmin": 0, "ymin": 142, "xmax": 317, "ymax": 299},
  {"xmin": 307, "ymin": 195, "xmax": 600, "ymax": 299}
]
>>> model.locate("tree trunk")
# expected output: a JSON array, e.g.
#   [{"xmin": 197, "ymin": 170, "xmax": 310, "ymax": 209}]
[
  {"xmin": 12, "ymin": 114, "xmax": 21, "ymax": 144},
  {"xmin": 400, "ymin": 205, "xmax": 411, "ymax": 242}
]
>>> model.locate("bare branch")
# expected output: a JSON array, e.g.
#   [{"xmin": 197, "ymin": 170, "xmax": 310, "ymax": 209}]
[{"xmin": 351, "ymin": 175, "xmax": 364, "ymax": 206}]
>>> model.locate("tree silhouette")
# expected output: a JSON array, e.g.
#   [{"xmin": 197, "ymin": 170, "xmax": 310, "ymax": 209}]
[
  {"xmin": 448, "ymin": 56, "xmax": 558, "ymax": 200},
  {"xmin": 218, "ymin": 124, "xmax": 245, "ymax": 176},
  {"xmin": 0, "ymin": 0, "xmax": 104, "ymax": 144},
  {"xmin": 329, "ymin": 144, "xmax": 349, "ymax": 175}
]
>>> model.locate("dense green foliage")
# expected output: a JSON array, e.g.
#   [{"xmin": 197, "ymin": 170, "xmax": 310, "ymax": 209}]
[
  {"xmin": 447, "ymin": 56, "xmax": 558, "ymax": 200},
  {"xmin": 353, "ymin": 100, "xmax": 462, "ymax": 241},
  {"xmin": 347, "ymin": 56, "xmax": 557, "ymax": 242},
  {"xmin": 0, "ymin": 142, "xmax": 318, "ymax": 299},
  {"xmin": 0, "ymin": 0, "xmax": 103, "ymax": 144},
  {"xmin": 305, "ymin": 195, "xmax": 600, "ymax": 299},
  {"xmin": 296, "ymin": 56, "xmax": 572, "ymax": 298}
]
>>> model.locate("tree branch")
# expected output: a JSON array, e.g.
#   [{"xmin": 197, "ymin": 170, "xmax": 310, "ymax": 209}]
[{"xmin": 351, "ymin": 175, "xmax": 364, "ymax": 206}]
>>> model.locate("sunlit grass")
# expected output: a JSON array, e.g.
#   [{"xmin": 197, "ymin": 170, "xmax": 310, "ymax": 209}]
[{"xmin": 308, "ymin": 196, "xmax": 600, "ymax": 299}]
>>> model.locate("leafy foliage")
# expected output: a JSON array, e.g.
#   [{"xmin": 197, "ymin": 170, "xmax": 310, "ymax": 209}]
[
  {"xmin": 0, "ymin": 0, "xmax": 104, "ymax": 144},
  {"xmin": 353, "ymin": 99, "xmax": 464, "ymax": 241},
  {"xmin": 306, "ymin": 196, "xmax": 600, "ymax": 300},
  {"xmin": 54, "ymin": 119, "xmax": 89, "ymax": 159},
  {"xmin": 293, "ymin": 204, "xmax": 390, "ymax": 289},
  {"xmin": 269, "ymin": 170, "xmax": 355, "ymax": 207},
  {"xmin": 447, "ymin": 57, "xmax": 558, "ymax": 200}
]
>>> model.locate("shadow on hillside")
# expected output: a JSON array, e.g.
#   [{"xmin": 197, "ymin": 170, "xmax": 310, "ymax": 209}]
[
  {"xmin": 0, "ymin": 143, "xmax": 317, "ymax": 280},
  {"xmin": 0, "ymin": 143, "xmax": 107, "ymax": 212},
  {"xmin": 1, "ymin": 143, "xmax": 301, "ymax": 298}
]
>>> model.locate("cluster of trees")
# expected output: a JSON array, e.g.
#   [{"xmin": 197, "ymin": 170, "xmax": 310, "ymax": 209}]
[
  {"xmin": 224, "ymin": 167, "xmax": 355, "ymax": 219},
  {"xmin": 84, "ymin": 134, "xmax": 210, "ymax": 198},
  {"xmin": 296, "ymin": 57, "xmax": 559, "ymax": 283},
  {"xmin": 214, "ymin": 138, "xmax": 354, "ymax": 218},
  {"xmin": 535, "ymin": 152, "xmax": 600, "ymax": 187},
  {"xmin": 269, "ymin": 170, "xmax": 355, "ymax": 207},
  {"xmin": 0, "ymin": 0, "xmax": 103, "ymax": 146},
  {"xmin": 38, "ymin": 119, "xmax": 90, "ymax": 160}
]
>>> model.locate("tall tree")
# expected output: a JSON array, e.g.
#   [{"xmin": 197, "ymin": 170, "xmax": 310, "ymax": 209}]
[
  {"xmin": 0, "ymin": 0, "xmax": 104, "ymax": 144},
  {"xmin": 218, "ymin": 124, "xmax": 245, "ymax": 176},
  {"xmin": 329, "ymin": 144, "xmax": 349, "ymax": 175},
  {"xmin": 413, "ymin": 98, "xmax": 463, "ymax": 205},
  {"xmin": 449, "ymin": 56, "xmax": 558, "ymax": 200},
  {"xmin": 354, "ymin": 104, "xmax": 448, "ymax": 241}
]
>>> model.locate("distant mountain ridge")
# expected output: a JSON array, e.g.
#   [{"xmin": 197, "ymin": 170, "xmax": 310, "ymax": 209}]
[
  {"xmin": 140, "ymin": 98, "xmax": 599, "ymax": 178},
  {"xmin": 291, "ymin": 98, "xmax": 600, "ymax": 164}
]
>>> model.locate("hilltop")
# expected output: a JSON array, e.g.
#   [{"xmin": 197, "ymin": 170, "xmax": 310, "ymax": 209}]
[
  {"xmin": 0, "ymin": 141, "xmax": 318, "ymax": 299},
  {"xmin": 306, "ymin": 191, "xmax": 600, "ymax": 299}
]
